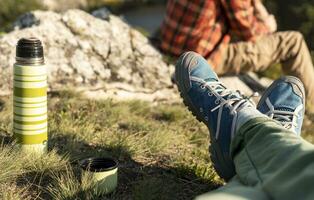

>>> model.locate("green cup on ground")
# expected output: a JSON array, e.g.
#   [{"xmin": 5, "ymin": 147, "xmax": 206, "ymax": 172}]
[{"xmin": 80, "ymin": 157, "xmax": 118, "ymax": 195}]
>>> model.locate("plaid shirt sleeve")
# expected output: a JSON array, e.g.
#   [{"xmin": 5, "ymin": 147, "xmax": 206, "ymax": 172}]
[{"xmin": 221, "ymin": 0, "xmax": 271, "ymax": 41}]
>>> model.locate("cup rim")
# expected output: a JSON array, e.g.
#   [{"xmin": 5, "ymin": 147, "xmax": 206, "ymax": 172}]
[{"xmin": 80, "ymin": 157, "xmax": 118, "ymax": 172}]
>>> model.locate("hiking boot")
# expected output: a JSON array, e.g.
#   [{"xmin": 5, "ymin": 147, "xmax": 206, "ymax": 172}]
[
  {"xmin": 257, "ymin": 76, "xmax": 305, "ymax": 135},
  {"xmin": 175, "ymin": 51, "xmax": 265, "ymax": 181}
]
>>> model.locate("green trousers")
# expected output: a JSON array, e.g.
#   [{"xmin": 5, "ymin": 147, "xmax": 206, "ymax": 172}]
[{"xmin": 196, "ymin": 117, "xmax": 314, "ymax": 200}]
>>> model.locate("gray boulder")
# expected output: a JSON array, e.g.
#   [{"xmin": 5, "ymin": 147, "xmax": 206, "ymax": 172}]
[
  {"xmin": 0, "ymin": 9, "xmax": 176, "ymax": 101},
  {"xmin": 0, "ymin": 9, "xmax": 271, "ymax": 102}
]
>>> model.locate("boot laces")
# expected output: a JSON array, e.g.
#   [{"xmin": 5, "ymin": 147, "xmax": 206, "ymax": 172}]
[
  {"xmin": 270, "ymin": 110, "xmax": 297, "ymax": 130},
  {"xmin": 201, "ymin": 81, "xmax": 253, "ymax": 139},
  {"xmin": 265, "ymin": 98, "xmax": 299, "ymax": 131}
]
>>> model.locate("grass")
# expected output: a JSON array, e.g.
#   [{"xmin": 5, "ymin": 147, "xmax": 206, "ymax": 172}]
[
  {"xmin": 0, "ymin": 91, "xmax": 222, "ymax": 199},
  {"xmin": 1, "ymin": 90, "xmax": 314, "ymax": 199}
]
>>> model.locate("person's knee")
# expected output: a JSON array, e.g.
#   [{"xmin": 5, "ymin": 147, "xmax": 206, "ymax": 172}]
[
  {"xmin": 280, "ymin": 31, "xmax": 307, "ymax": 57},
  {"xmin": 289, "ymin": 31, "xmax": 305, "ymax": 44}
]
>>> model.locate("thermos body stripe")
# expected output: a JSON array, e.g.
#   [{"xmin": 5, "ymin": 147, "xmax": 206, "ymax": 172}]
[
  {"xmin": 14, "ymin": 127, "xmax": 47, "ymax": 135},
  {"xmin": 13, "ymin": 63, "xmax": 47, "ymax": 146},
  {"xmin": 14, "ymin": 96, "xmax": 47, "ymax": 103},
  {"xmin": 14, "ymin": 119, "xmax": 46, "ymax": 125},
  {"xmin": 14, "ymin": 115, "xmax": 47, "ymax": 122},
  {"xmin": 14, "ymin": 65, "xmax": 46, "ymax": 76},
  {"xmin": 14, "ymin": 122, "xmax": 47, "ymax": 130},
  {"xmin": 14, "ymin": 87, "xmax": 47, "ymax": 98},
  {"xmin": 14, "ymin": 132, "xmax": 47, "ymax": 144},
  {"xmin": 14, "ymin": 107, "xmax": 47, "ymax": 116},
  {"xmin": 14, "ymin": 75, "xmax": 46, "ymax": 82},
  {"xmin": 14, "ymin": 81, "xmax": 47, "ymax": 88},
  {"xmin": 14, "ymin": 113, "xmax": 47, "ymax": 118},
  {"xmin": 14, "ymin": 101, "xmax": 47, "ymax": 108}
]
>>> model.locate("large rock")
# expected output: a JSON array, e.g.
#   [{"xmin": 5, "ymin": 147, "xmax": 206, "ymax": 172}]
[
  {"xmin": 0, "ymin": 9, "xmax": 176, "ymax": 101},
  {"xmin": 0, "ymin": 9, "xmax": 272, "ymax": 102}
]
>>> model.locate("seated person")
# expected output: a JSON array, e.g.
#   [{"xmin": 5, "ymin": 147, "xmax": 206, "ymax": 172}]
[{"xmin": 159, "ymin": 0, "xmax": 314, "ymax": 112}]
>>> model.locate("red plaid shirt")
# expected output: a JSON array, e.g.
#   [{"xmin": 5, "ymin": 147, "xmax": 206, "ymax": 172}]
[{"xmin": 160, "ymin": 0, "xmax": 272, "ymax": 68}]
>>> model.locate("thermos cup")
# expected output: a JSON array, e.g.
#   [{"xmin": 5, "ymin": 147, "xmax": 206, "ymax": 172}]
[
  {"xmin": 13, "ymin": 38, "xmax": 48, "ymax": 154},
  {"xmin": 80, "ymin": 157, "xmax": 118, "ymax": 194}
]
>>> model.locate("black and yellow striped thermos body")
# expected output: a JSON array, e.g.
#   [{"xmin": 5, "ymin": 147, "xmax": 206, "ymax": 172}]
[{"xmin": 13, "ymin": 38, "xmax": 48, "ymax": 154}]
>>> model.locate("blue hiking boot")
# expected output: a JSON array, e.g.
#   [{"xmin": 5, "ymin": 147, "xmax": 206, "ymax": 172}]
[
  {"xmin": 175, "ymin": 51, "xmax": 264, "ymax": 181},
  {"xmin": 257, "ymin": 76, "xmax": 305, "ymax": 135}
]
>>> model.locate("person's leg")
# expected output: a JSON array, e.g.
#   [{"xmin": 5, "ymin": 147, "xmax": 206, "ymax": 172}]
[
  {"xmin": 176, "ymin": 52, "xmax": 314, "ymax": 199},
  {"xmin": 196, "ymin": 76, "xmax": 307, "ymax": 200},
  {"xmin": 232, "ymin": 117, "xmax": 314, "ymax": 200},
  {"xmin": 231, "ymin": 76, "xmax": 310, "ymax": 200},
  {"xmin": 217, "ymin": 31, "xmax": 314, "ymax": 111}
]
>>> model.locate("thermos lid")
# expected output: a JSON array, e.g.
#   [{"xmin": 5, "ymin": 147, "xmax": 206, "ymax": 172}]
[{"xmin": 16, "ymin": 38, "xmax": 44, "ymax": 59}]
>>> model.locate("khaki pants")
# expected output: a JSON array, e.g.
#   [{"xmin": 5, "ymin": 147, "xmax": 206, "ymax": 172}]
[
  {"xmin": 216, "ymin": 31, "xmax": 314, "ymax": 108},
  {"xmin": 196, "ymin": 118, "xmax": 314, "ymax": 200}
]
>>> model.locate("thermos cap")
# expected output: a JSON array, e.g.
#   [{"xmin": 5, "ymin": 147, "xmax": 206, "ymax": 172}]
[{"xmin": 16, "ymin": 38, "xmax": 44, "ymax": 65}]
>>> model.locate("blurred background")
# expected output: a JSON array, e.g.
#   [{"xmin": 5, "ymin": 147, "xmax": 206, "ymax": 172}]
[
  {"xmin": 0, "ymin": 0, "xmax": 313, "ymax": 55},
  {"xmin": 0, "ymin": 0, "xmax": 166, "ymax": 36}
]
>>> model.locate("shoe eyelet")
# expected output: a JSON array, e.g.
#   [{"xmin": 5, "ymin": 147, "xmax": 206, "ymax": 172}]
[
  {"xmin": 215, "ymin": 99, "xmax": 220, "ymax": 104},
  {"xmin": 208, "ymin": 92, "xmax": 213, "ymax": 96},
  {"xmin": 200, "ymin": 85, "xmax": 205, "ymax": 89},
  {"xmin": 204, "ymin": 116, "xmax": 208, "ymax": 121}
]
